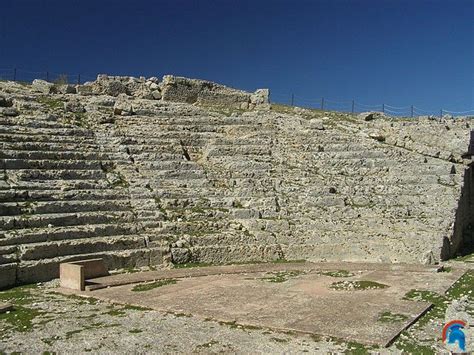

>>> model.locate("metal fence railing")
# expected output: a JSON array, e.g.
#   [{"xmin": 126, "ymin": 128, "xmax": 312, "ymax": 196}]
[
  {"xmin": 0, "ymin": 68, "xmax": 96, "ymax": 85},
  {"xmin": 270, "ymin": 92, "xmax": 474, "ymax": 118},
  {"xmin": 1, "ymin": 67, "xmax": 472, "ymax": 118}
]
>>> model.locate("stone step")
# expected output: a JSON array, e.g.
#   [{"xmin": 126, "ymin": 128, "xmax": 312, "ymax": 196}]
[
  {"xmin": 0, "ymin": 199, "xmax": 133, "ymax": 216},
  {"xmin": 0, "ymin": 133, "xmax": 96, "ymax": 144},
  {"xmin": 181, "ymin": 244, "xmax": 282, "ymax": 264},
  {"xmin": 280, "ymin": 174, "xmax": 460, "ymax": 186},
  {"xmin": 157, "ymin": 219, "xmax": 230, "ymax": 234},
  {"xmin": 205, "ymin": 146, "xmax": 273, "ymax": 157},
  {"xmin": 17, "ymin": 235, "xmax": 147, "ymax": 261},
  {"xmin": 0, "ymin": 222, "xmax": 140, "ymax": 246},
  {"xmin": 9, "ymin": 169, "xmax": 105, "ymax": 181},
  {"xmin": 0, "ymin": 125, "xmax": 93, "ymax": 137},
  {"xmin": 122, "ymin": 131, "xmax": 224, "ymax": 141},
  {"xmin": 143, "ymin": 170, "xmax": 206, "ymax": 179},
  {"xmin": 122, "ymin": 123, "xmax": 274, "ymax": 135},
  {"xmin": 0, "ymin": 210, "xmax": 136, "ymax": 231},
  {"xmin": 0, "ymin": 149, "xmax": 124, "ymax": 161},
  {"xmin": 0, "ymin": 141, "xmax": 109, "ymax": 153},
  {"xmin": 290, "ymin": 216, "xmax": 450, "ymax": 232},
  {"xmin": 118, "ymin": 116, "xmax": 267, "ymax": 126},
  {"xmin": 0, "ymin": 189, "xmax": 130, "ymax": 203},
  {"xmin": 0, "ymin": 245, "xmax": 17, "ymax": 264},
  {"xmin": 137, "ymin": 161, "xmax": 204, "ymax": 171},
  {"xmin": 128, "ymin": 151, "xmax": 184, "ymax": 161},
  {"xmin": 0, "ymin": 117, "xmax": 77, "ymax": 129},
  {"xmin": 0, "ymin": 179, "xmax": 116, "ymax": 191},
  {"xmin": 183, "ymin": 231, "xmax": 277, "ymax": 248},
  {"xmin": 2, "ymin": 159, "xmax": 104, "ymax": 170},
  {"xmin": 126, "ymin": 144, "xmax": 185, "ymax": 155},
  {"xmin": 16, "ymin": 247, "xmax": 167, "ymax": 284}
]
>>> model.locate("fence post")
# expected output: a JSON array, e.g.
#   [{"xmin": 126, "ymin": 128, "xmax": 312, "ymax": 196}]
[
  {"xmin": 411, "ymin": 105, "xmax": 414, "ymax": 118},
  {"xmin": 321, "ymin": 97, "xmax": 325, "ymax": 110},
  {"xmin": 46, "ymin": 71, "xmax": 49, "ymax": 82},
  {"xmin": 382, "ymin": 103, "xmax": 385, "ymax": 113},
  {"xmin": 13, "ymin": 68, "xmax": 17, "ymax": 82},
  {"xmin": 351, "ymin": 100, "xmax": 355, "ymax": 114},
  {"xmin": 291, "ymin": 93, "xmax": 294, "ymax": 106},
  {"xmin": 77, "ymin": 74, "xmax": 81, "ymax": 85},
  {"xmin": 440, "ymin": 109, "xmax": 443, "ymax": 118}
]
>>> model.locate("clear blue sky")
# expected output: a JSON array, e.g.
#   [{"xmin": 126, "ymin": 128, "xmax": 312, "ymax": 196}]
[{"xmin": 1, "ymin": 0, "xmax": 473, "ymax": 114}]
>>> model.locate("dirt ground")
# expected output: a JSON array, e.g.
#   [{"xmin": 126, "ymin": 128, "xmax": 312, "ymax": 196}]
[{"xmin": 1, "ymin": 258, "xmax": 473, "ymax": 354}]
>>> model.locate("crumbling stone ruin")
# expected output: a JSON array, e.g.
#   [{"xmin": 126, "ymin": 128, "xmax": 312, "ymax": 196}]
[{"xmin": 0, "ymin": 74, "xmax": 473, "ymax": 288}]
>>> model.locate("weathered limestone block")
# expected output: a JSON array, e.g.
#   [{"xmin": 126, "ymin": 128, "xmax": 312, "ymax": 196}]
[
  {"xmin": 113, "ymin": 94, "xmax": 133, "ymax": 115},
  {"xmin": 92, "ymin": 75, "xmax": 129, "ymax": 97},
  {"xmin": 76, "ymin": 84, "xmax": 94, "ymax": 96},
  {"xmin": 161, "ymin": 75, "xmax": 252, "ymax": 108},
  {"xmin": 151, "ymin": 90, "xmax": 161, "ymax": 100},
  {"xmin": 0, "ymin": 107, "xmax": 19, "ymax": 117},
  {"xmin": 32, "ymin": 79, "xmax": 56, "ymax": 94},
  {"xmin": 0, "ymin": 264, "xmax": 17, "ymax": 289},
  {"xmin": 309, "ymin": 118, "xmax": 324, "ymax": 130},
  {"xmin": 64, "ymin": 99, "xmax": 85, "ymax": 113},
  {"xmin": 358, "ymin": 111, "xmax": 386, "ymax": 121},
  {"xmin": 250, "ymin": 89, "xmax": 269, "ymax": 105},
  {"xmin": 0, "ymin": 302, "xmax": 12, "ymax": 313},
  {"xmin": 0, "ymin": 95, "xmax": 13, "ymax": 107},
  {"xmin": 60, "ymin": 263, "xmax": 84, "ymax": 290},
  {"xmin": 57, "ymin": 84, "xmax": 77, "ymax": 94},
  {"xmin": 171, "ymin": 247, "xmax": 191, "ymax": 264}
]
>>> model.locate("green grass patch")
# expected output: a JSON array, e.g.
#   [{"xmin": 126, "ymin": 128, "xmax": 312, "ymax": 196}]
[
  {"xmin": 330, "ymin": 280, "xmax": 389, "ymax": 291},
  {"xmin": 320, "ymin": 270, "xmax": 355, "ymax": 278},
  {"xmin": 377, "ymin": 311, "xmax": 409, "ymax": 323},
  {"xmin": 272, "ymin": 259, "xmax": 306, "ymax": 264},
  {"xmin": 439, "ymin": 266, "xmax": 452, "ymax": 272},
  {"xmin": 0, "ymin": 284, "xmax": 44, "ymax": 332},
  {"xmin": 65, "ymin": 322, "xmax": 120, "ymax": 339},
  {"xmin": 109, "ymin": 172, "xmax": 129, "ymax": 189},
  {"xmin": 37, "ymin": 96, "xmax": 63, "ymax": 110},
  {"xmin": 394, "ymin": 337, "xmax": 435, "ymax": 354},
  {"xmin": 395, "ymin": 270, "xmax": 474, "ymax": 352},
  {"xmin": 131, "ymin": 279, "xmax": 178, "ymax": 292},
  {"xmin": 454, "ymin": 252, "xmax": 474, "ymax": 262},
  {"xmin": 196, "ymin": 340, "xmax": 219, "ymax": 349},
  {"xmin": 54, "ymin": 293, "xmax": 99, "ymax": 305},
  {"xmin": 260, "ymin": 270, "xmax": 305, "ymax": 283},
  {"xmin": 270, "ymin": 337, "xmax": 289, "ymax": 343},
  {"xmin": 129, "ymin": 328, "xmax": 143, "ymax": 334},
  {"xmin": 122, "ymin": 304, "xmax": 152, "ymax": 311},
  {"xmin": 103, "ymin": 307, "xmax": 126, "ymax": 317}
]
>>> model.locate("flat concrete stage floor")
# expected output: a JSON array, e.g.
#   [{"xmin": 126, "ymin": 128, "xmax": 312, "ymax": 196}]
[{"xmin": 59, "ymin": 262, "xmax": 464, "ymax": 347}]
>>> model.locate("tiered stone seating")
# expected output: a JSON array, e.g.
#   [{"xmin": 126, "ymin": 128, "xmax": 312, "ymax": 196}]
[
  {"xmin": 0, "ymin": 77, "xmax": 471, "ymax": 288},
  {"xmin": 0, "ymin": 115, "xmax": 164, "ymax": 287}
]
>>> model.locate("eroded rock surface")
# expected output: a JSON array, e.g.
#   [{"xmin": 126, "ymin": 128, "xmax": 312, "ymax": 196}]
[{"xmin": 0, "ymin": 76, "xmax": 472, "ymax": 287}]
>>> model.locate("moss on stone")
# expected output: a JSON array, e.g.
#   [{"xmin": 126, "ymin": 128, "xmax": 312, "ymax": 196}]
[
  {"xmin": 0, "ymin": 284, "xmax": 43, "ymax": 333},
  {"xmin": 131, "ymin": 279, "xmax": 178, "ymax": 292},
  {"xmin": 330, "ymin": 280, "xmax": 389, "ymax": 291},
  {"xmin": 377, "ymin": 311, "xmax": 409, "ymax": 323},
  {"xmin": 320, "ymin": 270, "xmax": 355, "ymax": 278},
  {"xmin": 260, "ymin": 270, "xmax": 305, "ymax": 283}
]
